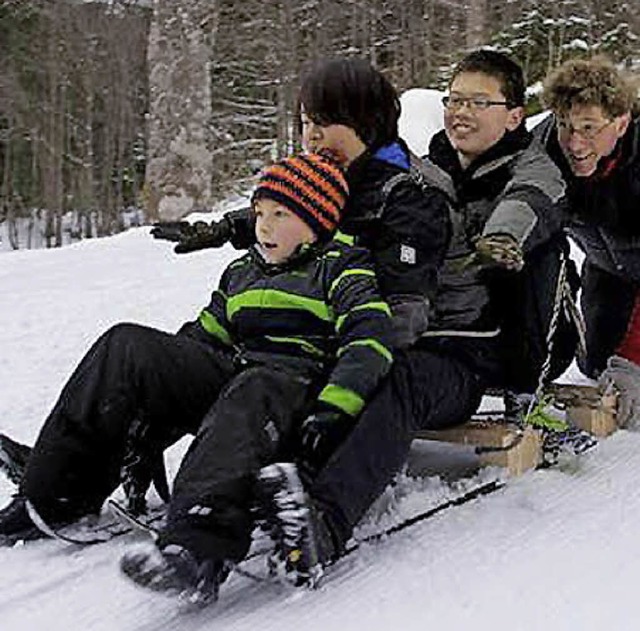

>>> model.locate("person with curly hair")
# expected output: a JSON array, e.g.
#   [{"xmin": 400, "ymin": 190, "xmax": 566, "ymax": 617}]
[{"xmin": 536, "ymin": 57, "xmax": 640, "ymax": 426}]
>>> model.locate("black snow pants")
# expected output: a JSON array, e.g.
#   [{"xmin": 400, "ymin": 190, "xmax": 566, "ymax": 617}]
[
  {"xmin": 580, "ymin": 262, "xmax": 638, "ymax": 378},
  {"xmin": 157, "ymin": 366, "xmax": 315, "ymax": 563},
  {"xmin": 308, "ymin": 338, "xmax": 500, "ymax": 549},
  {"xmin": 21, "ymin": 323, "xmax": 236, "ymax": 522}
]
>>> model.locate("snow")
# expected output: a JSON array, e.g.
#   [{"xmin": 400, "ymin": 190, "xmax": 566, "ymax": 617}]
[
  {"xmin": 399, "ymin": 88, "xmax": 445, "ymax": 156},
  {"xmin": 2, "ymin": 91, "xmax": 639, "ymax": 631}
]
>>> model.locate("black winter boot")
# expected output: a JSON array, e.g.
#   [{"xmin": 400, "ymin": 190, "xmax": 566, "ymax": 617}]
[
  {"xmin": 257, "ymin": 462, "xmax": 338, "ymax": 587},
  {"xmin": 0, "ymin": 434, "xmax": 31, "ymax": 485},
  {"xmin": 540, "ymin": 426, "xmax": 598, "ymax": 466},
  {"xmin": 0, "ymin": 496, "xmax": 40, "ymax": 542},
  {"xmin": 120, "ymin": 542, "xmax": 231, "ymax": 607},
  {"xmin": 0, "ymin": 495, "xmax": 93, "ymax": 544}
]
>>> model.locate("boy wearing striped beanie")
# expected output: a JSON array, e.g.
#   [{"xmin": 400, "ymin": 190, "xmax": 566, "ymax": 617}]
[
  {"xmin": 251, "ymin": 151, "xmax": 347, "ymax": 264},
  {"xmin": 119, "ymin": 152, "xmax": 394, "ymax": 604}
]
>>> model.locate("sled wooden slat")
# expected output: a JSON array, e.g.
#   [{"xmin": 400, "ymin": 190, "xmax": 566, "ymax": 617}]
[
  {"xmin": 412, "ymin": 384, "xmax": 617, "ymax": 477},
  {"xmin": 414, "ymin": 422, "xmax": 542, "ymax": 476},
  {"xmin": 549, "ymin": 384, "xmax": 618, "ymax": 437}
]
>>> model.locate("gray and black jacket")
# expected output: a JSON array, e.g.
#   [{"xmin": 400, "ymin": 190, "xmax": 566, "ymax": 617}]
[
  {"xmin": 535, "ymin": 114, "xmax": 640, "ymax": 284},
  {"xmin": 421, "ymin": 125, "xmax": 566, "ymax": 338}
]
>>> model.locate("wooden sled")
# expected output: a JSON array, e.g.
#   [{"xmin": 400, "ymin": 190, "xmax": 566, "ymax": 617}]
[
  {"xmin": 415, "ymin": 421, "xmax": 541, "ymax": 476},
  {"xmin": 414, "ymin": 384, "xmax": 618, "ymax": 477},
  {"xmin": 548, "ymin": 383, "xmax": 618, "ymax": 438}
]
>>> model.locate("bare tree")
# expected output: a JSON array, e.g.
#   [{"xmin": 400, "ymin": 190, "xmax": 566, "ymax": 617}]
[
  {"xmin": 1, "ymin": 0, "xmax": 638, "ymax": 249},
  {"xmin": 466, "ymin": 0, "xmax": 487, "ymax": 50},
  {"xmin": 145, "ymin": 0, "xmax": 219, "ymax": 222}
]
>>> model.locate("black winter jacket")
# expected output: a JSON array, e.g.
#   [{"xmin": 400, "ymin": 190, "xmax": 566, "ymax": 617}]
[
  {"xmin": 223, "ymin": 141, "xmax": 451, "ymax": 348},
  {"xmin": 535, "ymin": 115, "xmax": 640, "ymax": 284},
  {"xmin": 180, "ymin": 241, "xmax": 394, "ymax": 417}
]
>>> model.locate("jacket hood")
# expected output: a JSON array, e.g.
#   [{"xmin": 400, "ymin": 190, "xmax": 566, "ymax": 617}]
[{"xmin": 372, "ymin": 141, "xmax": 411, "ymax": 170}]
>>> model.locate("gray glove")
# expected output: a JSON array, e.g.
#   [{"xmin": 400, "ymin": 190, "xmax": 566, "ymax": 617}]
[
  {"xmin": 598, "ymin": 355, "xmax": 640, "ymax": 428},
  {"xmin": 456, "ymin": 234, "xmax": 524, "ymax": 272},
  {"xmin": 474, "ymin": 234, "xmax": 524, "ymax": 272},
  {"xmin": 388, "ymin": 295, "xmax": 430, "ymax": 349}
]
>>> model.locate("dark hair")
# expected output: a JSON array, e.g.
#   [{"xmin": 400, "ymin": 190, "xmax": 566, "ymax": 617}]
[
  {"xmin": 451, "ymin": 50, "xmax": 526, "ymax": 108},
  {"xmin": 297, "ymin": 57, "xmax": 400, "ymax": 150}
]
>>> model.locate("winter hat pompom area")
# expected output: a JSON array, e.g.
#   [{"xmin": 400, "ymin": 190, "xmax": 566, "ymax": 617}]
[{"xmin": 251, "ymin": 151, "xmax": 348, "ymax": 240}]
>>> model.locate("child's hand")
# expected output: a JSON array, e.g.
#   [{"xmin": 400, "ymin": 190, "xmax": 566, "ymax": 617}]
[{"xmin": 299, "ymin": 407, "xmax": 353, "ymax": 477}]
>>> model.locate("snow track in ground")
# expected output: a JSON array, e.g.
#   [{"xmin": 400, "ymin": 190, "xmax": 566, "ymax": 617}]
[{"xmin": 2, "ymin": 432, "xmax": 640, "ymax": 630}]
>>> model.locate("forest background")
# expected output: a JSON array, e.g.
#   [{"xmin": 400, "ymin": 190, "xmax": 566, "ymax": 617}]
[{"xmin": 1, "ymin": 0, "xmax": 638, "ymax": 250}]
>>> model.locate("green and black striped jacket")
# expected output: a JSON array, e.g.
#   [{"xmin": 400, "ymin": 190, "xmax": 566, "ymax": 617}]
[{"xmin": 190, "ymin": 240, "xmax": 394, "ymax": 417}]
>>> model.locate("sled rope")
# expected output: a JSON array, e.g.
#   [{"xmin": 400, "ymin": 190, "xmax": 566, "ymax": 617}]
[{"xmin": 524, "ymin": 250, "xmax": 572, "ymax": 426}]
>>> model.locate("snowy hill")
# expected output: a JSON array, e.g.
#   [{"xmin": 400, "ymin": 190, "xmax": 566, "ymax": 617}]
[{"xmin": 1, "ymin": 93, "xmax": 639, "ymax": 631}]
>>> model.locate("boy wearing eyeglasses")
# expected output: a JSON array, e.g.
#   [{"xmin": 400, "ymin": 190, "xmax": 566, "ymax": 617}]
[
  {"xmin": 422, "ymin": 50, "xmax": 577, "ymax": 401},
  {"xmin": 536, "ymin": 57, "xmax": 640, "ymax": 426}
]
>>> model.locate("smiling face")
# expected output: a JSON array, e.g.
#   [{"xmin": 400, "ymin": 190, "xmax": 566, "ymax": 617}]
[
  {"xmin": 254, "ymin": 198, "xmax": 317, "ymax": 264},
  {"xmin": 444, "ymin": 72, "xmax": 524, "ymax": 168},
  {"xmin": 556, "ymin": 104, "xmax": 630, "ymax": 177}
]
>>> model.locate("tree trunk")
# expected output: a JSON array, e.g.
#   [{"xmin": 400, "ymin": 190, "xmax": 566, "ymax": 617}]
[
  {"xmin": 466, "ymin": 0, "xmax": 487, "ymax": 49},
  {"xmin": 145, "ymin": 0, "xmax": 219, "ymax": 222}
]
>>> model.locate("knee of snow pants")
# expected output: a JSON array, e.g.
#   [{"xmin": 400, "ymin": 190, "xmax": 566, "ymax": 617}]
[
  {"xmin": 309, "ymin": 346, "xmax": 486, "ymax": 548},
  {"xmin": 160, "ymin": 365, "xmax": 315, "ymax": 563},
  {"xmin": 21, "ymin": 323, "xmax": 235, "ymax": 522}
]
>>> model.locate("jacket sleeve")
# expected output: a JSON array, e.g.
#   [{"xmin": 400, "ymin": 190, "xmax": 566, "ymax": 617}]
[
  {"xmin": 177, "ymin": 266, "xmax": 235, "ymax": 349},
  {"xmin": 316, "ymin": 246, "xmax": 395, "ymax": 417},
  {"xmin": 376, "ymin": 179, "xmax": 451, "ymax": 347},
  {"xmin": 482, "ymin": 143, "xmax": 566, "ymax": 253}
]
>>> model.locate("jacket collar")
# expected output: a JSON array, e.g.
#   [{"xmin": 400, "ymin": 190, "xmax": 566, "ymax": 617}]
[
  {"xmin": 248, "ymin": 241, "xmax": 325, "ymax": 275},
  {"xmin": 429, "ymin": 124, "xmax": 531, "ymax": 183},
  {"xmin": 346, "ymin": 140, "xmax": 410, "ymax": 184}
]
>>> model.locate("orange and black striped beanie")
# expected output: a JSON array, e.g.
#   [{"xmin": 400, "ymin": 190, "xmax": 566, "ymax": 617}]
[{"xmin": 251, "ymin": 152, "xmax": 348, "ymax": 240}]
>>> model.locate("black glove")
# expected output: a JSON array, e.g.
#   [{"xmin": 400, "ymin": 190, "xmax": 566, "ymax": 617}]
[
  {"xmin": 299, "ymin": 407, "xmax": 354, "ymax": 478},
  {"xmin": 150, "ymin": 218, "xmax": 233, "ymax": 253},
  {"xmin": 150, "ymin": 221, "xmax": 190, "ymax": 242}
]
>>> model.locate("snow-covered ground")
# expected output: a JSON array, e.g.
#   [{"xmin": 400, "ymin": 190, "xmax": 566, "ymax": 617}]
[
  {"xmin": 3, "ymin": 226, "xmax": 639, "ymax": 631},
  {"xmin": 1, "ymin": 91, "xmax": 637, "ymax": 631}
]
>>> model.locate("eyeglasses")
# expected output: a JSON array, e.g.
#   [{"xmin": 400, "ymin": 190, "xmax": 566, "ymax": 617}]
[
  {"xmin": 557, "ymin": 118, "xmax": 614, "ymax": 141},
  {"xmin": 441, "ymin": 95, "xmax": 511, "ymax": 111}
]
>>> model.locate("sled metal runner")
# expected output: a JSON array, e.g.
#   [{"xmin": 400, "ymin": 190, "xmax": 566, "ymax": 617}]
[{"xmin": 23, "ymin": 499, "xmax": 166, "ymax": 546}]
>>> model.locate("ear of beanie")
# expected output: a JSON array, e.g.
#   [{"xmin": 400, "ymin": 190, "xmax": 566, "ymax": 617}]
[{"xmin": 252, "ymin": 153, "xmax": 348, "ymax": 239}]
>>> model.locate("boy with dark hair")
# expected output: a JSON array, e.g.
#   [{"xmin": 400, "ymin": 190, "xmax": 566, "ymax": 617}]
[
  {"xmin": 451, "ymin": 48, "xmax": 526, "ymax": 109},
  {"xmin": 256, "ymin": 50, "xmax": 588, "ymax": 587},
  {"xmin": 152, "ymin": 57, "xmax": 451, "ymax": 473},
  {"xmin": 152, "ymin": 58, "xmax": 449, "ymax": 346},
  {"xmin": 537, "ymin": 57, "xmax": 640, "ymax": 425},
  {"xmin": 0, "ymin": 153, "xmax": 395, "ymax": 605},
  {"xmin": 296, "ymin": 57, "xmax": 401, "ymax": 152}
]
